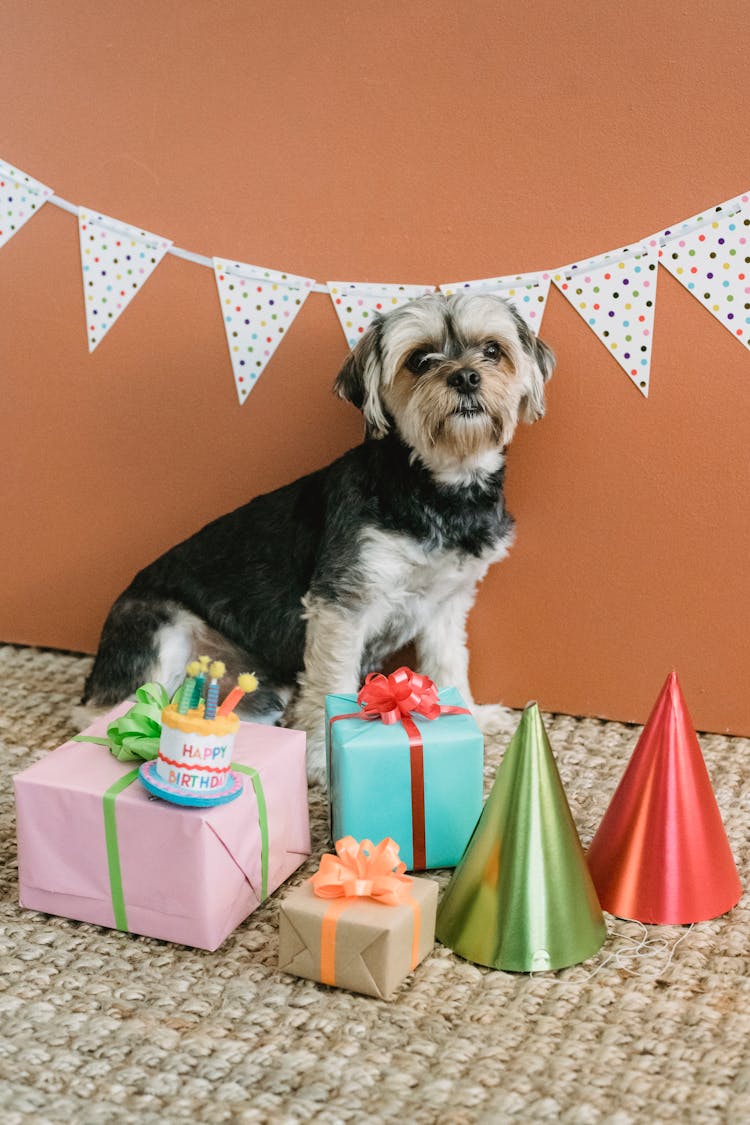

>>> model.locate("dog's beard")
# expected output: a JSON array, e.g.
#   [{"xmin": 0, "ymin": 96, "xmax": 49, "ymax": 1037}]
[
  {"xmin": 389, "ymin": 375, "xmax": 519, "ymax": 462},
  {"xmin": 439, "ymin": 411, "xmax": 503, "ymax": 457}
]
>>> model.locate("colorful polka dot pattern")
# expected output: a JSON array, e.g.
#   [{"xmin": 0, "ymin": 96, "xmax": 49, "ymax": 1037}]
[
  {"xmin": 6, "ymin": 156, "xmax": 750, "ymax": 405},
  {"xmin": 327, "ymin": 282, "xmax": 435, "ymax": 349},
  {"xmin": 553, "ymin": 246, "xmax": 657, "ymax": 397},
  {"xmin": 214, "ymin": 259, "xmax": 314, "ymax": 404},
  {"xmin": 653, "ymin": 199, "xmax": 750, "ymax": 351},
  {"xmin": 440, "ymin": 271, "xmax": 551, "ymax": 334},
  {"xmin": 78, "ymin": 208, "xmax": 172, "ymax": 352},
  {"xmin": 0, "ymin": 159, "xmax": 53, "ymax": 250},
  {"xmin": 648, "ymin": 194, "xmax": 746, "ymax": 245}
]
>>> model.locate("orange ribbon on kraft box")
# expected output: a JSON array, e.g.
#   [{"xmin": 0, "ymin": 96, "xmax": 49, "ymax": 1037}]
[
  {"xmin": 312, "ymin": 836, "xmax": 419, "ymax": 984},
  {"xmin": 278, "ymin": 837, "xmax": 439, "ymax": 1000}
]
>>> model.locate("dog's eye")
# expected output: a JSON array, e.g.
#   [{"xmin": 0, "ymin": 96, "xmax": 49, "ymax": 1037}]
[
  {"xmin": 483, "ymin": 340, "xmax": 502, "ymax": 361},
  {"xmin": 406, "ymin": 349, "xmax": 433, "ymax": 375}
]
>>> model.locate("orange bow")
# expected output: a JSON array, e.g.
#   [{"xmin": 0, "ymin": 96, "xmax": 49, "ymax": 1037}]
[
  {"xmin": 357, "ymin": 667, "xmax": 441, "ymax": 726},
  {"xmin": 311, "ymin": 836, "xmax": 413, "ymax": 905}
]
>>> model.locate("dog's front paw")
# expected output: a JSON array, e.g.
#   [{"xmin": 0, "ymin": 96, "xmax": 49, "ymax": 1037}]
[
  {"xmin": 304, "ymin": 730, "xmax": 328, "ymax": 788},
  {"xmin": 471, "ymin": 702, "xmax": 517, "ymax": 739}
]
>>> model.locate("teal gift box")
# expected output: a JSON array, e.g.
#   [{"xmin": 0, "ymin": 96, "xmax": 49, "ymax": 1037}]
[{"xmin": 326, "ymin": 683, "xmax": 483, "ymax": 871}]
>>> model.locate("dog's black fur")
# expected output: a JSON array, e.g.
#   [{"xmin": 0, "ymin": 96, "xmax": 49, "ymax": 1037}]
[{"xmin": 82, "ymin": 429, "xmax": 513, "ymax": 712}]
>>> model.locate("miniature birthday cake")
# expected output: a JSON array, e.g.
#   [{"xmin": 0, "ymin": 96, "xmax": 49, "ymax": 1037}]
[
  {"xmin": 157, "ymin": 704, "xmax": 239, "ymax": 794},
  {"xmin": 139, "ymin": 659, "xmax": 258, "ymax": 807}
]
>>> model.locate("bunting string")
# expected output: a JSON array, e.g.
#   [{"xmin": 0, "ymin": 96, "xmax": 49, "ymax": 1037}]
[
  {"xmin": 2, "ymin": 156, "xmax": 748, "ymax": 402},
  {"xmin": 48, "ymin": 193, "xmax": 330, "ymax": 288}
]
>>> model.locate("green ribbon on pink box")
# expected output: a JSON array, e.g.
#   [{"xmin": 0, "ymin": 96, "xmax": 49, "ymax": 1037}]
[{"xmin": 73, "ymin": 686, "xmax": 270, "ymax": 932}]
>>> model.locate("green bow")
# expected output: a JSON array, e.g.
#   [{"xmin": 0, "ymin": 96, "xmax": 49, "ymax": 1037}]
[{"xmin": 103, "ymin": 682, "xmax": 174, "ymax": 761}]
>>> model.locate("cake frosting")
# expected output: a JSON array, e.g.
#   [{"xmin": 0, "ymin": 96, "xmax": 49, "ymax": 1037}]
[{"xmin": 156, "ymin": 704, "xmax": 240, "ymax": 794}]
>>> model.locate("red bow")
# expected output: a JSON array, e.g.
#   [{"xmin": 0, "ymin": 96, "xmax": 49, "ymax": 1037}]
[
  {"xmin": 357, "ymin": 667, "xmax": 441, "ymax": 726},
  {"xmin": 311, "ymin": 837, "xmax": 412, "ymax": 905}
]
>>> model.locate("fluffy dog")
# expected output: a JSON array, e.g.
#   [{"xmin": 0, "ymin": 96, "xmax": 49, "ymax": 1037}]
[{"xmin": 81, "ymin": 291, "xmax": 554, "ymax": 782}]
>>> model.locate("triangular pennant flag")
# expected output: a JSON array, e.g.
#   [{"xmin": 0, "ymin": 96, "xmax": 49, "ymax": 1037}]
[
  {"xmin": 657, "ymin": 206, "xmax": 750, "ymax": 351},
  {"xmin": 0, "ymin": 158, "xmax": 54, "ymax": 250},
  {"xmin": 78, "ymin": 208, "xmax": 172, "ymax": 352},
  {"xmin": 553, "ymin": 245, "xmax": 658, "ymax": 397},
  {"xmin": 587, "ymin": 671, "xmax": 741, "ymax": 925},
  {"xmin": 213, "ymin": 259, "xmax": 315, "ymax": 404},
  {"xmin": 436, "ymin": 702, "xmax": 606, "ymax": 973},
  {"xmin": 439, "ymin": 271, "xmax": 551, "ymax": 334},
  {"xmin": 647, "ymin": 191, "xmax": 748, "ymax": 246},
  {"xmin": 327, "ymin": 282, "xmax": 434, "ymax": 349}
]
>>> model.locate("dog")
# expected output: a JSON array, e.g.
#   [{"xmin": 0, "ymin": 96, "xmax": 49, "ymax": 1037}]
[{"xmin": 81, "ymin": 291, "xmax": 554, "ymax": 783}]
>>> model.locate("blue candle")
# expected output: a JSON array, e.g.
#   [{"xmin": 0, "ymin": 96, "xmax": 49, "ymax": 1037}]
[{"xmin": 203, "ymin": 660, "xmax": 226, "ymax": 721}]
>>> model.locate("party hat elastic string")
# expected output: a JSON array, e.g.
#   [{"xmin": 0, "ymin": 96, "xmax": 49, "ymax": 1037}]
[{"xmin": 531, "ymin": 922, "xmax": 695, "ymax": 985}]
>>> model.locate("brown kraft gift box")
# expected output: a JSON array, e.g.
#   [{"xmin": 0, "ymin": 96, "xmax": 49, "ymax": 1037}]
[{"xmin": 278, "ymin": 875, "xmax": 438, "ymax": 1000}]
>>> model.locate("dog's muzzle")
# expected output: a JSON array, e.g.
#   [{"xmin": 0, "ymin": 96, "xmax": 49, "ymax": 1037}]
[{"xmin": 448, "ymin": 368, "xmax": 484, "ymax": 416}]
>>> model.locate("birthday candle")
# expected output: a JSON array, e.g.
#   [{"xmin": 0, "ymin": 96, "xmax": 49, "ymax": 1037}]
[
  {"xmin": 203, "ymin": 660, "xmax": 226, "ymax": 721},
  {"xmin": 217, "ymin": 673, "xmax": 259, "ymax": 717},
  {"xmin": 177, "ymin": 661, "xmax": 202, "ymax": 715},
  {"xmin": 191, "ymin": 654, "xmax": 211, "ymax": 709}
]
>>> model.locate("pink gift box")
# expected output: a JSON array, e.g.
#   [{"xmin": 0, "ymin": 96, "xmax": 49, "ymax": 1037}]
[{"xmin": 14, "ymin": 704, "xmax": 311, "ymax": 950}]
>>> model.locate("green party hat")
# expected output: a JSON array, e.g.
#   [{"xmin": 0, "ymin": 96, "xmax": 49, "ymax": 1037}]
[{"xmin": 436, "ymin": 702, "xmax": 606, "ymax": 972}]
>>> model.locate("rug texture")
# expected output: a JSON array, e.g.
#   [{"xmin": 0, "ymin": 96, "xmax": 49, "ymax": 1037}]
[{"xmin": 0, "ymin": 644, "xmax": 748, "ymax": 1124}]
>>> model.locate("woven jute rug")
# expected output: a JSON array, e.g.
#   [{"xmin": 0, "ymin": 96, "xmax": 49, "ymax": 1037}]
[{"xmin": 0, "ymin": 643, "xmax": 748, "ymax": 1124}]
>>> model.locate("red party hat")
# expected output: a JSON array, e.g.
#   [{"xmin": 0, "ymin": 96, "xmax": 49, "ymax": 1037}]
[{"xmin": 587, "ymin": 671, "xmax": 741, "ymax": 924}]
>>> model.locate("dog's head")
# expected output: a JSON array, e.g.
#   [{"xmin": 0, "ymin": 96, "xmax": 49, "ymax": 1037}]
[{"xmin": 334, "ymin": 292, "xmax": 555, "ymax": 483}]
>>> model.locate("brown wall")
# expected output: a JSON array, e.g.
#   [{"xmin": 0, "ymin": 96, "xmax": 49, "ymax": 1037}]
[{"xmin": 2, "ymin": 1, "xmax": 749, "ymax": 734}]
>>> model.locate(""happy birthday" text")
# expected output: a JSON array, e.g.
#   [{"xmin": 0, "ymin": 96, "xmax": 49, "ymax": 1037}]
[
  {"xmin": 181, "ymin": 742, "xmax": 227, "ymax": 760},
  {"xmin": 167, "ymin": 769, "xmax": 227, "ymax": 789}
]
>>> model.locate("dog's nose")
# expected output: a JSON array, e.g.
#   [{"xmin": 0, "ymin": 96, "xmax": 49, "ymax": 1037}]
[{"xmin": 447, "ymin": 367, "xmax": 481, "ymax": 393}]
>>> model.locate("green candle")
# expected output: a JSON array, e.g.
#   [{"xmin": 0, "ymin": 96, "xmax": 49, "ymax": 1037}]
[{"xmin": 177, "ymin": 661, "xmax": 202, "ymax": 715}]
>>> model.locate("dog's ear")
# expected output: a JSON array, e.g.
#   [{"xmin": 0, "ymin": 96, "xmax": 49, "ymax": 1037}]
[
  {"xmin": 519, "ymin": 324, "xmax": 555, "ymax": 424},
  {"xmin": 333, "ymin": 320, "xmax": 390, "ymax": 438}
]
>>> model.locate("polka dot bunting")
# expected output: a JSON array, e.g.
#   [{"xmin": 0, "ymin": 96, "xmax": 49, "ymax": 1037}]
[
  {"xmin": 553, "ymin": 245, "xmax": 658, "ymax": 397},
  {"xmin": 327, "ymin": 282, "xmax": 435, "ymax": 350},
  {"xmin": 6, "ymin": 153, "xmax": 750, "ymax": 405},
  {"xmin": 440, "ymin": 271, "xmax": 551, "ymax": 334},
  {"xmin": 0, "ymin": 158, "xmax": 53, "ymax": 251},
  {"xmin": 653, "ymin": 198, "xmax": 750, "ymax": 351},
  {"xmin": 214, "ymin": 258, "xmax": 315, "ymax": 404},
  {"xmin": 78, "ymin": 208, "xmax": 172, "ymax": 352}
]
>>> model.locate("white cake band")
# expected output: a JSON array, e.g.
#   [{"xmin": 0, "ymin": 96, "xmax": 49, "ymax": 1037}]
[{"xmin": 156, "ymin": 724, "xmax": 235, "ymax": 792}]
